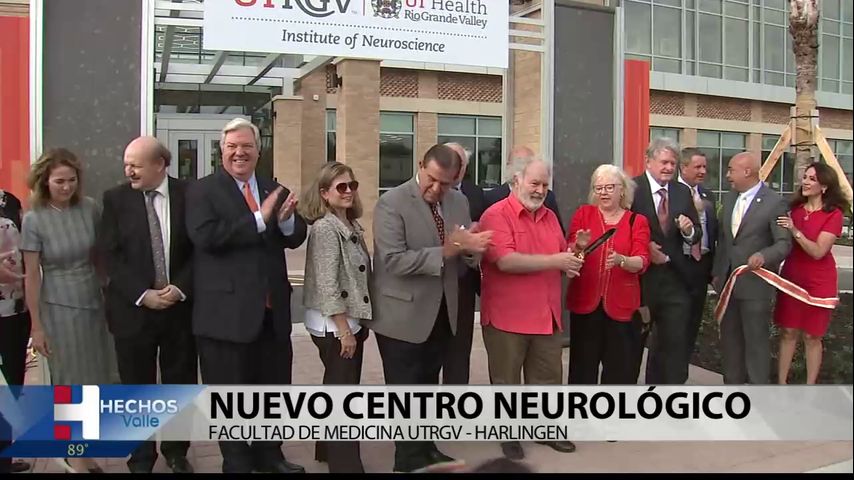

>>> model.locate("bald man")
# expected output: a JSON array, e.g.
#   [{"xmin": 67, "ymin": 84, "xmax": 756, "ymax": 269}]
[
  {"xmin": 484, "ymin": 145, "xmax": 564, "ymax": 233},
  {"xmin": 98, "ymin": 137, "xmax": 197, "ymax": 473},
  {"xmin": 712, "ymin": 151, "xmax": 791, "ymax": 384}
]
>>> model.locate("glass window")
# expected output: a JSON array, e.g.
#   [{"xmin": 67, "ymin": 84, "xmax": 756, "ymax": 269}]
[
  {"xmin": 438, "ymin": 115, "xmax": 503, "ymax": 188},
  {"xmin": 626, "ymin": 1, "xmax": 653, "ymax": 55},
  {"xmin": 654, "ymin": 6, "xmax": 682, "ymax": 58},
  {"xmin": 650, "ymin": 127, "xmax": 681, "ymax": 142},
  {"xmin": 697, "ymin": 130, "xmax": 748, "ymax": 201},
  {"xmin": 831, "ymin": 139, "xmax": 854, "ymax": 190},
  {"xmin": 761, "ymin": 134, "xmax": 795, "ymax": 194},
  {"xmin": 825, "ymin": 0, "xmax": 841, "ymax": 21},
  {"xmin": 326, "ymin": 110, "xmax": 336, "ymax": 163},
  {"xmin": 325, "ymin": 111, "xmax": 416, "ymax": 192},
  {"xmin": 821, "ymin": 34, "xmax": 841, "ymax": 80},
  {"xmin": 379, "ymin": 113, "xmax": 415, "ymax": 191},
  {"xmin": 699, "ymin": 13, "xmax": 723, "ymax": 64},
  {"xmin": 725, "ymin": 18, "xmax": 749, "ymax": 67},
  {"xmin": 763, "ymin": 25, "xmax": 785, "ymax": 72}
]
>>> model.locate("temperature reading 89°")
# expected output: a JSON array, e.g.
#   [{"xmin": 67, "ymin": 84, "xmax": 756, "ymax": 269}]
[{"xmin": 67, "ymin": 443, "xmax": 88, "ymax": 456}]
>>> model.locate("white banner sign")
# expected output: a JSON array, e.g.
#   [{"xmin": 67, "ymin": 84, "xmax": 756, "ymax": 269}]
[{"xmin": 202, "ymin": 0, "xmax": 509, "ymax": 68}]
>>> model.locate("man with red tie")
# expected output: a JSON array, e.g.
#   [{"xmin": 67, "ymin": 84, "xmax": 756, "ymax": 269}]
[
  {"xmin": 631, "ymin": 137, "xmax": 702, "ymax": 385},
  {"xmin": 186, "ymin": 118, "xmax": 307, "ymax": 473}
]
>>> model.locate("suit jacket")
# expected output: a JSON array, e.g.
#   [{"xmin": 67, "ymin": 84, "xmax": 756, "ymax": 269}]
[
  {"xmin": 484, "ymin": 182, "xmax": 564, "ymax": 233},
  {"xmin": 697, "ymin": 184, "xmax": 719, "ymax": 259},
  {"xmin": 185, "ymin": 169, "xmax": 307, "ymax": 343},
  {"xmin": 631, "ymin": 174, "xmax": 703, "ymax": 288},
  {"xmin": 99, "ymin": 177, "xmax": 193, "ymax": 338},
  {"xmin": 458, "ymin": 179, "xmax": 486, "ymax": 296},
  {"xmin": 712, "ymin": 183, "xmax": 791, "ymax": 300},
  {"xmin": 371, "ymin": 178, "xmax": 475, "ymax": 344},
  {"xmin": 302, "ymin": 212, "xmax": 372, "ymax": 321}
]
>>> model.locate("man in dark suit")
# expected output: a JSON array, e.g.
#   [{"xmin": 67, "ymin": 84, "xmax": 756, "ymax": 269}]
[
  {"xmin": 442, "ymin": 142, "xmax": 486, "ymax": 384},
  {"xmin": 99, "ymin": 136, "xmax": 196, "ymax": 474},
  {"xmin": 631, "ymin": 137, "xmax": 702, "ymax": 385},
  {"xmin": 484, "ymin": 145, "xmax": 564, "ymax": 233},
  {"xmin": 712, "ymin": 152, "xmax": 790, "ymax": 384},
  {"xmin": 678, "ymin": 148, "xmax": 719, "ymax": 362},
  {"xmin": 186, "ymin": 119, "xmax": 307, "ymax": 474}
]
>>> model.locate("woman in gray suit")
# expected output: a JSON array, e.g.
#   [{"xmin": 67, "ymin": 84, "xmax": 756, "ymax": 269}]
[
  {"xmin": 298, "ymin": 161, "xmax": 371, "ymax": 473},
  {"xmin": 21, "ymin": 148, "xmax": 117, "ymax": 473}
]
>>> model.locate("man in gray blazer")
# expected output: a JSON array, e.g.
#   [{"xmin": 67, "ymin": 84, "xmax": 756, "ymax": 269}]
[
  {"xmin": 712, "ymin": 151, "xmax": 791, "ymax": 384},
  {"xmin": 372, "ymin": 144, "xmax": 492, "ymax": 473}
]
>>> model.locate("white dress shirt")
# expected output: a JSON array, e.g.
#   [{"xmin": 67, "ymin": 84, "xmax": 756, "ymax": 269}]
[
  {"xmin": 233, "ymin": 173, "xmax": 295, "ymax": 236},
  {"xmin": 135, "ymin": 176, "xmax": 186, "ymax": 306},
  {"xmin": 733, "ymin": 181, "xmax": 763, "ymax": 221},
  {"xmin": 679, "ymin": 178, "xmax": 710, "ymax": 254}
]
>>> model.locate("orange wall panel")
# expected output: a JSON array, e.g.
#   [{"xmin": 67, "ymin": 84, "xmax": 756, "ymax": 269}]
[
  {"xmin": 0, "ymin": 15, "xmax": 30, "ymax": 207},
  {"xmin": 623, "ymin": 59, "xmax": 650, "ymax": 177}
]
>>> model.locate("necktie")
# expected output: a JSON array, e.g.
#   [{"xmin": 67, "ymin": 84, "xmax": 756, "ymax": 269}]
[
  {"xmin": 144, "ymin": 191, "xmax": 168, "ymax": 289},
  {"xmin": 243, "ymin": 181, "xmax": 271, "ymax": 308},
  {"xmin": 690, "ymin": 187, "xmax": 702, "ymax": 261},
  {"xmin": 243, "ymin": 182, "xmax": 259, "ymax": 212},
  {"xmin": 429, "ymin": 202, "xmax": 445, "ymax": 244},
  {"xmin": 657, "ymin": 188, "xmax": 670, "ymax": 234},
  {"xmin": 732, "ymin": 195, "xmax": 746, "ymax": 237}
]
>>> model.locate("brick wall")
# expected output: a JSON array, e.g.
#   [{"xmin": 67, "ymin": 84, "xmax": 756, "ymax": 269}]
[
  {"xmin": 697, "ymin": 95, "xmax": 752, "ymax": 121},
  {"xmin": 761, "ymin": 103, "xmax": 791, "ymax": 124},
  {"xmin": 437, "ymin": 72, "xmax": 502, "ymax": 103},
  {"xmin": 380, "ymin": 69, "xmax": 418, "ymax": 98},
  {"xmin": 650, "ymin": 91, "xmax": 685, "ymax": 116},
  {"xmin": 822, "ymin": 108, "xmax": 854, "ymax": 130}
]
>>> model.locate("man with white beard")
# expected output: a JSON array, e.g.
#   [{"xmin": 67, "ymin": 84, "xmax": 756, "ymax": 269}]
[{"xmin": 477, "ymin": 156, "xmax": 582, "ymax": 460}]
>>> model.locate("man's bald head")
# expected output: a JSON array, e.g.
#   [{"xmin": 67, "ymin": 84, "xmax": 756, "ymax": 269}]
[
  {"xmin": 504, "ymin": 145, "xmax": 535, "ymax": 182},
  {"xmin": 726, "ymin": 151, "xmax": 761, "ymax": 193},
  {"xmin": 444, "ymin": 142, "xmax": 469, "ymax": 185},
  {"xmin": 124, "ymin": 136, "xmax": 171, "ymax": 191}
]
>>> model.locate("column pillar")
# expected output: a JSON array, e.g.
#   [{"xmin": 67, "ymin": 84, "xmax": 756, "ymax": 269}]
[
  {"xmin": 273, "ymin": 96, "xmax": 302, "ymax": 196},
  {"xmin": 297, "ymin": 68, "xmax": 328, "ymax": 192},
  {"xmin": 336, "ymin": 59, "xmax": 380, "ymax": 249}
]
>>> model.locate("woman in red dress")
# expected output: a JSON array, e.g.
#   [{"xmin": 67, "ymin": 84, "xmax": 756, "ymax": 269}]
[
  {"xmin": 774, "ymin": 162, "xmax": 847, "ymax": 384},
  {"xmin": 566, "ymin": 165, "xmax": 651, "ymax": 385}
]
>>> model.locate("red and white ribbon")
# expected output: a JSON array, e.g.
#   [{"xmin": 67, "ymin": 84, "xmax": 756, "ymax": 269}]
[{"xmin": 713, "ymin": 265, "xmax": 839, "ymax": 325}]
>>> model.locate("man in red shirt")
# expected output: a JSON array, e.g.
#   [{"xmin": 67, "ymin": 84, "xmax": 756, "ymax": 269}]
[{"xmin": 478, "ymin": 156, "xmax": 581, "ymax": 460}]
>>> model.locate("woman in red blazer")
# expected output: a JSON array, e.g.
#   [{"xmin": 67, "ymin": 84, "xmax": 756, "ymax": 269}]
[{"xmin": 567, "ymin": 165, "xmax": 651, "ymax": 385}]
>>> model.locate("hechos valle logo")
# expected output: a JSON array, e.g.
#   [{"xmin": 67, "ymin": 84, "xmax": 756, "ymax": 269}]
[
  {"xmin": 53, "ymin": 386, "xmax": 100, "ymax": 440},
  {"xmin": 371, "ymin": 0, "xmax": 402, "ymax": 18}
]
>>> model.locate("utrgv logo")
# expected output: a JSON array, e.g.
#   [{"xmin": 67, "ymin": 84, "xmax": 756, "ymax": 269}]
[
  {"xmin": 53, "ymin": 386, "xmax": 100, "ymax": 440},
  {"xmin": 371, "ymin": 0, "xmax": 402, "ymax": 18},
  {"xmin": 281, "ymin": 0, "xmax": 353, "ymax": 18}
]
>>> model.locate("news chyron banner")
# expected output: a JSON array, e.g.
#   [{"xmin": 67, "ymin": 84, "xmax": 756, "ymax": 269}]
[
  {"xmin": 1, "ymin": 386, "xmax": 852, "ymax": 458},
  {"xmin": 202, "ymin": 0, "xmax": 509, "ymax": 69}
]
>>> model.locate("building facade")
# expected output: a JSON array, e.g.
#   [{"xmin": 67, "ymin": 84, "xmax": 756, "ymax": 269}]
[{"xmin": 3, "ymin": 0, "xmax": 851, "ymax": 210}]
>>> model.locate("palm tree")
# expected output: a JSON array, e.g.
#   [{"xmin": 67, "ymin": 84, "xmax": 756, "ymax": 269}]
[{"xmin": 789, "ymin": 0, "xmax": 820, "ymax": 187}]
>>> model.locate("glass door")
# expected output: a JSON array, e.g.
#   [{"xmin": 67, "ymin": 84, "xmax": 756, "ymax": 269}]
[{"xmin": 168, "ymin": 131, "xmax": 221, "ymax": 180}]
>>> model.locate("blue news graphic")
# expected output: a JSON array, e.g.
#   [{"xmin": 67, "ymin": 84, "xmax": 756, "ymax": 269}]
[{"xmin": 0, "ymin": 385, "xmax": 205, "ymax": 458}]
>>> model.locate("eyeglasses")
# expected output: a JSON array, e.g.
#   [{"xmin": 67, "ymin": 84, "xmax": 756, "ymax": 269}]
[
  {"xmin": 593, "ymin": 184, "xmax": 617, "ymax": 194},
  {"xmin": 334, "ymin": 181, "xmax": 359, "ymax": 194}
]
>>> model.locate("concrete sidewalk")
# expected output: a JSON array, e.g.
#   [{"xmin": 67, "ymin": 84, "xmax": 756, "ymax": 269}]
[{"xmin": 22, "ymin": 320, "xmax": 853, "ymax": 474}]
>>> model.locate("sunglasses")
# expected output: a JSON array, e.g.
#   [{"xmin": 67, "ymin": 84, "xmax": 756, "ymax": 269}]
[{"xmin": 333, "ymin": 181, "xmax": 359, "ymax": 194}]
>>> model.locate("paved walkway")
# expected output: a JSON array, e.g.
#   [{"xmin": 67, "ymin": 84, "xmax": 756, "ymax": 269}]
[{"xmin": 21, "ymin": 321, "xmax": 853, "ymax": 474}]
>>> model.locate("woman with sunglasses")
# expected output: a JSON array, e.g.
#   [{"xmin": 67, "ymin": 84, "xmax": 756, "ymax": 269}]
[
  {"xmin": 298, "ymin": 161, "xmax": 371, "ymax": 473},
  {"xmin": 566, "ymin": 165, "xmax": 651, "ymax": 385}
]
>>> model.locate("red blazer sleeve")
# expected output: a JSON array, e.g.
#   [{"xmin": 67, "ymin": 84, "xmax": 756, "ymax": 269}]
[{"xmin": 630, "ymin": 213, "xmax": 652, "ymax": 274}]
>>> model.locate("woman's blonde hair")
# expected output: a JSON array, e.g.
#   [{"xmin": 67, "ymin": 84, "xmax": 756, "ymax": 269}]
[
  {"xmin": 587, "ymin": 164, "xmax": 636, "ymax": 209},
  {"xmin": 298, "ymin": 161, "xmax": 363, "ymax": 224},
  {"xmin": 27, "ymin": 148, "xmax": 83, "ymax": 208}
]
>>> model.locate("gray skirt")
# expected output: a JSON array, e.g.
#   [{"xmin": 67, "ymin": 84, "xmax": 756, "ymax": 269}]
[{"xmin": 40, "ymin": 303, "xmax": 119, "ymax": 385}]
